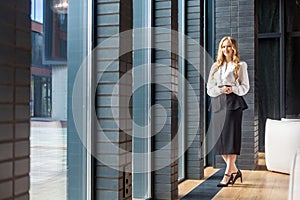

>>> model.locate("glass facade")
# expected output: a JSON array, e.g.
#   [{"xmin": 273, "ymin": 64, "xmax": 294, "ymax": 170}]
[
  {"xmin": 66, "ymin": 0, "xmax": 92, "ymax": 199},
  {"xmin": 257, "ymin": 38, "xmax": 280, "ymax": 150},
  {"xmin": 257, "ymin": 0, "xmax": 300, "ymax": 150},
  {"xmin": 258, "ymin": 0, "xmax": 279, "ymax": 33},
  {"xmin": 132, "ymin": 0, "xmax": 152, "ymax": 198},
  {"xmin": 26, "ymin": 0, "xmax": 280, "ymax": 198},
  {"xmin": 30, "ymin": 0, "xmax": 209, "ymax": 198},
  {"xmin": 286, "ymin": 36, "xmax": 300, "ymax": 117},
  {"xmin": 30, "ymin": 0, "xmax": 91, "ymax": 199},
  {"xmin": 30, "ymin": 0, "xmax": 68, "ymax": 198},
  {"xmin": 285, "ymin": 0, "xmax": 300, "ymax": 118},
  {"xmin": 131, "ymin": 0, "xmax": 208, "ymax": 197},
  {"xmin": 177, "ymin": 0, "xmax": 185, "ymax": 182},
  {"xmin": 258, "ymin": 1, "xmax": 282, "ymax": 151},
  {"xmin": 3, "ymin": 0, "xmax": 290, "ymax": 199}
]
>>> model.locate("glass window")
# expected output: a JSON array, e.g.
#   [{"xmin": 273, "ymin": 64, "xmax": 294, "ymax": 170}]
[
  {"xmin": 178, "ymin": 0, "xmax": 185, "ymax": 182},
  {"xmin": 286, "ymin": 0, "xmax": 300, "ymax": 32},
  {"xmin": 32, "ymin": 76, "xmax": 52, "ymax": 117},
  {"xmin": 257, "ymin": 38, "xmax": 280, "ymax": 150},
  {"xmin": 32, "ymin": 32, "xmax": 43, "ymax": 67},
  {"xmin": 31, "ymin": 0, "xmax": 43, "ymax": 23},
  {"xmin": 30, "ymin": 0, "xmax": 91, "ymax": 199},
  {"xmin": 285, "ymin": 36, "xmax": 300, "ymax": 118},
  {"xmin": 258, "ymin": 0, "xmax": 279, "ymax": 33},
  {"xmin": 132, "ymin": 0, "xmax": 152, "ymax": 199}
]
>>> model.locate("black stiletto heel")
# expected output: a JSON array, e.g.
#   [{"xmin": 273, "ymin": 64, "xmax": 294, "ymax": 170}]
[
  {"xmin": 231, "ymin": 169, "xmax": 242, "ymax": 184},
  {"xmin": 217, "ymin": 174, "xmax": 233, "ymax": 187}
]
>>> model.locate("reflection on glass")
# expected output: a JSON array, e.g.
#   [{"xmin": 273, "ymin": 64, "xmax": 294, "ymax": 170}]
[
  {"xmin": 258, "ymin": 38, "xmax": 280, "ymax": 151},
  {"xmin": 286, "ymin": 37, "xmax": 300, "ymax": 118},
  {"xmin": 286, "ymin": 0, "xmax": 300, "ymax": 32},
  {"xmin": 32, "ymin": 76, "xmax": 52, "ymax": 117},
  {"xmin": 30, "ymin": 0, "xmax": 67, "ymax": 199},
  {"xmin": 132, "ymin": 0, "xmax": 152, "ymax": 199},
  {"xmin": 32, "ymin": 32, "xmax": 43, "ymax": 66},
  {"xmin": 258, "ymin": 0, "xmax": 279, "ymax": 33},
  {"xmin": 52, "ymin": 0, "xmax": 69, "ymax": 14},
  {"xmin": 178, "ymin": 0, "xmax": 185, "ymax": 182},
  {"xmin": 44, "ymin": 0, "xmax": 68, "ymax": 62}
]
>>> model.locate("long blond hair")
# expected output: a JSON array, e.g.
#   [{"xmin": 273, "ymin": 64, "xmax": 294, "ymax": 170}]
[{"xmin": 211, "ymin": 36, "xmax": 240, "ymax": 81}]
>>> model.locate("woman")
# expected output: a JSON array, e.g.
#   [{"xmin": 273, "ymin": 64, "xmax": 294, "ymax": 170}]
[{"xmin": 207, "ymin": 36, "xmax": 250, "ymax": 187}]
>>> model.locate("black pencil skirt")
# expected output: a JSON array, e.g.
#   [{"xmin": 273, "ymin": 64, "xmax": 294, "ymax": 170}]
[
  {"xmin": 209, "ymin": 93, "xmax": 248, "ymax": 155},
  {"xmin": 214, "ymin": 108, "xmax": 243, "ymax": 155}
]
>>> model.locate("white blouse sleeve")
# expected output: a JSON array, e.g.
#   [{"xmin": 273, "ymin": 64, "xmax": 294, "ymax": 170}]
[
  {"xmin": 231, "ymin": 61, "xmax": 250, "ymax": 96},
  {"xmin": 207, "ymin": 64, "xmax": 222, "ymax": 97}
]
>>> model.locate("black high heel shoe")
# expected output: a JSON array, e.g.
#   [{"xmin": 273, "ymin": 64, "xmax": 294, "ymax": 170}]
[
  {"xmin": 231, "ymin": 169, "xmax": 242, "ymax": 184},
  {"xmin": 217, "ymin": 174, "xmax": 233, "ymax": 187}
]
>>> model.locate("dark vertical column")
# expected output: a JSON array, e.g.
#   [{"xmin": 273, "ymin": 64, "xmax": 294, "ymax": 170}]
[
  {"xmin": 94, "ymin": 0, "xmax": 132, "ymax": 199},
  {"xmin": 185, "ymin": 0, "xmax": 205, "ymax": 180},
  {"xmin": 153, "ymin": 0, "xmax": 178, "ymax": 199},
  {"xmin": 214, "ymin": 0, "xmax": 258, "ymax": 169},
  {"xmin": 0, "ymin": 1, "xmax": 31, "ymax": 199}
]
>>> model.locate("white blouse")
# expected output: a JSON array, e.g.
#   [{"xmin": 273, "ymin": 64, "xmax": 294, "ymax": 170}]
[{"xmin": 207, "ymin": 61, "xmax": 250, "ymax": 97}]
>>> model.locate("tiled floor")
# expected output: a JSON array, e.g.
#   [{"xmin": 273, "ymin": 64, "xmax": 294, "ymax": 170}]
[
  {"xmin": 30, "ymin": 121, "xmax": 67, "ymax": 200},
  {"xmin": 29, "ymin": 121, "xmax": 290, "ymax": 200}
]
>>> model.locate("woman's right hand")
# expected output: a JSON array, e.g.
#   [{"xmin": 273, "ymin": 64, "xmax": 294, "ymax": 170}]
[{"xmin": 220, "ymin": 86, "xmax": 232, "ymax": 94}]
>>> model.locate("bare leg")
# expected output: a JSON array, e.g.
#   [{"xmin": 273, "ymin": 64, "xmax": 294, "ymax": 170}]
[
  {"xmin": 220, "ymin": 154, "xmax": 238, "ymax": 184},
  {"xmin": 228, "ymin": 154, "xmax": 238, "ymax": 173},
  {"xmin": 222, "ymin": 155, "xmax": 229, "ymax": 163},
  {"xmin": 222, "ymin": 155, "xmax": 229, "ymax": 175}
]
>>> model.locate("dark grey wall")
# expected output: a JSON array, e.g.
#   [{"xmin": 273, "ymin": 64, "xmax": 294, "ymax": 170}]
[
  {"xmin": 94, "ymin": 0, "xmax": 133, "ymax": 199},
  {"xmin": 0, "ymin": 1, "xmax": 31, "ymax": 199},
  {"xmin": 153, "ymin": 0, "xmax": 179, "ymax": 199},
  {"xmin": 185, "ymin": 0, "xmax": 205, "ymax": 180},
  {"xmin": 214, "ymin": 0, "xmax": 258, "ymax": 170}
]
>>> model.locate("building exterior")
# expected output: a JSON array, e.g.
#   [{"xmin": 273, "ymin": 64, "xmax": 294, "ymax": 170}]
[
  {"xmin": 0, "ymin": 0, "xmax": 299, "ymax": 199},
  {"xmin": 31, "ymin": 0, "xmax": 68, "ymax": 120},
  {"xmin": 31, "ymin": 20, "xmax": 52, "ymax": 118}
]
